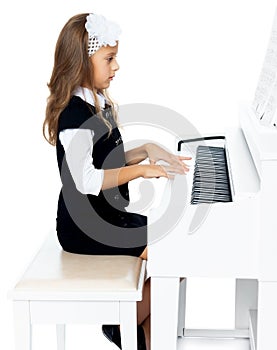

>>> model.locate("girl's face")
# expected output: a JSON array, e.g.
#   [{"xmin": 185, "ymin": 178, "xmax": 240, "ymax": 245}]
[{"xmin": 91, "ymin": 43, "xmax": 119, "ymax": 92}]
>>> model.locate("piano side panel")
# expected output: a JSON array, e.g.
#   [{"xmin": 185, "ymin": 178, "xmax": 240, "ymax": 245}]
[
  {"xmin": 148, "ymin": 197, "xmax": 260, "ymax": 279},
  {"xmin": 259, "ymin": 160, "xmax": 277, "ymax": 281},
  {"xmin": 239, "ymin": 103, "xmax": 277, "ymax": 281}
]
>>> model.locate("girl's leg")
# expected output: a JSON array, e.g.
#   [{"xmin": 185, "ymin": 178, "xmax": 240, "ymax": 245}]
[
  {"xmin": 139, "ymin": 247, "xmax": 148, "ymax": 260},
  {"xmin": 137, "ymin": 247, "xmax": 150, "ymax": 349},
  {"xmin": 138, "ymin": 246, "xmax": 149, "ymax": 324},
  {"xmin": 142, "ymin": 315, "xmax": 150, "ymax": 350},
  {"xmin": 137, "ymin": 278, "xmax": 150, "ymax": 325},
  {"xmin": 137, "ymin": 279, "xmax": 151, "ymax": 350}
]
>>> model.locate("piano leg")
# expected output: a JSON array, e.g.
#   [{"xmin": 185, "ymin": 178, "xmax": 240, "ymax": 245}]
[
  {"xmin": 235, "ymin": 279, "xmax": 258, "ymax": 329},
  {"xmin": 256, "ymin": 281, "xmax": 277, "ymax": 350},
  {"xmin": 177, "ymin": 278, "xmax": 187, "ymax": 337},
  {"xmin": 151, "ymin": 277, "xmax": 180, "ymax": 350}
]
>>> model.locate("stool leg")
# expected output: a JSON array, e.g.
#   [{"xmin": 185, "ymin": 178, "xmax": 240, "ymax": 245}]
[
  {"xmin": 235, "ymin": 279, "xmax": 258, "ymax": 329},
  {"xmin": 13, "ymin": 301, "xmax": 32, "ymax": 350},
  {"xmin": 56, "ymin": 324, "xmax": 65, "ymax": 350},
  {"xmin": 120, "ymin": 302, "xmax": 137, "ymax": 350},
  {"xmin": 177, "ymin": 278, "xmax": 187, "ymax": 337}
]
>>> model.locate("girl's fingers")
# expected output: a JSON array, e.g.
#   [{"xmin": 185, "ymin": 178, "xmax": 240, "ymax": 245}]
[
  {"xmin": 169, "ymin": 159, "xmax": 191, "ymax": 173},
  {"xmin": 167, "ymin": 174, "xmax": 175, "ymax": 180},
  {"xmin": 163, "ymin": 165, "xmax": 188, "ymax": 174},
  {"xmin": 172, "ymin": 155, "xmax": 192, "ymax": 165},
  {"xmin": 178, "ymin": 156, "xmax": 192, "ymax": 160}
]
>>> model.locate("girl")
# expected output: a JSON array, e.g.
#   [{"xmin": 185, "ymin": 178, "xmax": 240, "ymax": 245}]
[{"xmin": 43, "ymin": 13, "xmax": 190, "ymax": 350}]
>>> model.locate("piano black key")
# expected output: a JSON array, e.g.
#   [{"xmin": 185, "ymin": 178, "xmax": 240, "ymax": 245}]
[
  {"xmin": 192, "ymin": 185, "xmax": 231, "ymax": 193},
  {"xmin": 192, "ymin": 197, "xmax": 231, "ymax": 203},
  {"xmin": 193, "ymin": 175, "xmax": 230, "ymax": 184},
  {"xmin": 192, "ymin": 189, "xmax": 231, "ymax": 197},
  {"xmin": 192, "ymin": 191, "xmax": 231, "ymax": 200},
  {"xmin": 192, "ymin": 178, "xmax": 230, "ymax": 187}
]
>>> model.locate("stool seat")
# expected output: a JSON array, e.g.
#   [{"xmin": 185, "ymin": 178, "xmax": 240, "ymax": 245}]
[
  {"xmin": 13, "ymin": 236, "xmax": 142, "ymax": 295},
  {"xmin": 12, "ymin": 234, "xmax": 145, "ymax": 301}
]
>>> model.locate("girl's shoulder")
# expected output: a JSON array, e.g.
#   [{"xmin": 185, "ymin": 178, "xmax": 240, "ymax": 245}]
[{"xmin": 58, "ymin": 96, "xmax": 97, "ymax": 132}]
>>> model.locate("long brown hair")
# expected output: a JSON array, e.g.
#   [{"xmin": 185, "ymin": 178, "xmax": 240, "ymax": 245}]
[{"xmin": 43, "ymin": 13, "xmax": 117, "ymax": 146}]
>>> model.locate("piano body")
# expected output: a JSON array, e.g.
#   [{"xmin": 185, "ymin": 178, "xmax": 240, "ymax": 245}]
[{"xmin": 148, "ymin": 103, "xmax": 277, "ymax": 350}]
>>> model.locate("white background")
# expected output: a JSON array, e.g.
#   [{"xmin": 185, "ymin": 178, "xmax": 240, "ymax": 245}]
[{"xmin": 1, "ymin": 0, "xmax": 277, "ymax": 349}]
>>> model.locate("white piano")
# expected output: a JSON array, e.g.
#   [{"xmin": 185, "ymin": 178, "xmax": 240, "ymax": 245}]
[{"xmin": 148, "ymin": 102, "xmax": 277, "ymax": 350}]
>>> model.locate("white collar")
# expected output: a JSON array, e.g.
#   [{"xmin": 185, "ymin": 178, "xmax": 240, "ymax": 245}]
[{"xmin": 73, "ymin": 86, "xmax": 106, "ymax": 109}]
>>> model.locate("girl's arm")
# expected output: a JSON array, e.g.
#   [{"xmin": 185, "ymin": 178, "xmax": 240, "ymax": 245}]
[
  {"xmin": 125, "ymin": 145, "xmax": 148, "ymax": 165},
  {"xmin": 102, "ymin": 164, "xmax": 178, "ymax": 190}
]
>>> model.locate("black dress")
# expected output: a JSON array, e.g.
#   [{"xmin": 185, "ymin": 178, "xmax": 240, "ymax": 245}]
[{"xmin": 56, "ymin": 96, "xmax": 147, "ymax": 256}]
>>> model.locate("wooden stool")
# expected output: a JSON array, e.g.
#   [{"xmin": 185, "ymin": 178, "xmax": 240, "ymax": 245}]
[{"xmin": 10, "ymin": 232, "xmax": 146, "ymax": 350}]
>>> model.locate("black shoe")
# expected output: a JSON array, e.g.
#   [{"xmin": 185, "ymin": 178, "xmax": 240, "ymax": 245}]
[
  {"xmin": 102, "ymin": 324, "xmax": 146, "ymax": 350},
  {"xmin": 102, "ymin": 325, "xmax": 122, "ymax": 349},
  {"xmin": 137, "ymin": 325, "xmax": 146, "ymax": 350}
]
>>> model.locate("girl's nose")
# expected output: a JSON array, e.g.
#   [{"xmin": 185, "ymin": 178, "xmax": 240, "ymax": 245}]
[{"xmin": 113, "ymin": 58, "xmax": 120, "ymax": 71}]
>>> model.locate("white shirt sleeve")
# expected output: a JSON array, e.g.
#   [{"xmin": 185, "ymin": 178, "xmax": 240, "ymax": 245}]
[{"xmin": 59, "ymin": 129, "xmax": 104, "ymax": 196}]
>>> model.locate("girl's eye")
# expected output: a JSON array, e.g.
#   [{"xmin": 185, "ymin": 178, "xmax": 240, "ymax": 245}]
[{"xmin": 107, "ymin": 57, "xmax": 113, "ymax": 62}]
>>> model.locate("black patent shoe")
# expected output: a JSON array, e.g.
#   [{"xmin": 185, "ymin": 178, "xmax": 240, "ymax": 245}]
[
  {"xmin": 137, "ymin": 325, "xmax": 146, "ymax": 350},
  {"xmin": 102, "ymin": 324, "xmax": 146, "ymax": 350},
  {"xmin": 102, "ymin": 325, "xmax": 122, "ymax": 349}
]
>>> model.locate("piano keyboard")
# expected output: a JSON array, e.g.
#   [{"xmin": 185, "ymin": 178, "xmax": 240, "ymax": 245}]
[{"xmin": 191, "ymin": 145, "xmax": 232, "ymax": 204}]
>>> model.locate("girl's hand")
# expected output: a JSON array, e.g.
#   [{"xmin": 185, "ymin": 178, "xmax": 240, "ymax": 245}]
[
  {"xmin": 140, "ymin": 164, "xmax": 186, "ymax": 179},
  {"xmin": 145, "ymin": 143, "xmax": 191, "ymax": 174}
]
